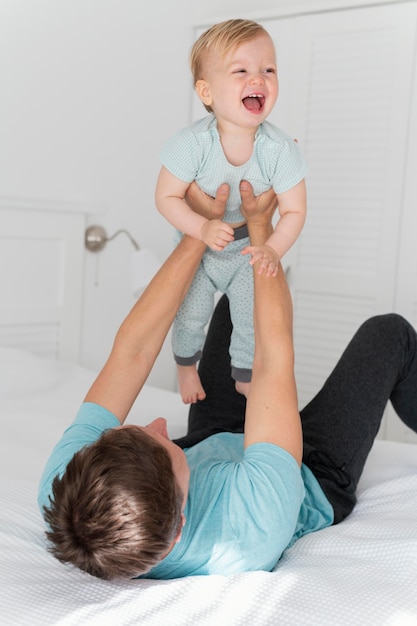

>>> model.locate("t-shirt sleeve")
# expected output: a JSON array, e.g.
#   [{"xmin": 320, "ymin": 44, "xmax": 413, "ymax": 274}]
[
  {"xmin": 159, "ymin": 127, "xmax": 203, "ymax": 183},
  {"xmin": 229, "ymin": 443, "xmax": 305, "ymax": 571},
  {"xmin": 37, "ymin": 402, "xmax": 119, "ymax": 516}
]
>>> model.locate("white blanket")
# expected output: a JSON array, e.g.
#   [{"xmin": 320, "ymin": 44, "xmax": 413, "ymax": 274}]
[{"xmin": 1, "ymin": 348, "xmax": 417, "ymax": 625}]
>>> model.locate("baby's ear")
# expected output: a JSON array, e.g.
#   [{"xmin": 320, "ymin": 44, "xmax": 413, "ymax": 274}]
[{"xmin": 195, "ymin": 80, "xmax": 212, "ymax": 107}]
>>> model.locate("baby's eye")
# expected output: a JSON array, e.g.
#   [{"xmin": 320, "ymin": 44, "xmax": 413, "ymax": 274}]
[
  {"xmin": 233, "ymin": 69, "xmax": 247, "ymax": 74},
  {"xmin": 264, "ymin": 67, "xmax": 276, "ymax": 74}
]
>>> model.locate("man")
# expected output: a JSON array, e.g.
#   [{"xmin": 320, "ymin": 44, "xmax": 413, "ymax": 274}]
[{"xmin": 39, "ymin": 182, "xmax": 417, "ymax": 580}]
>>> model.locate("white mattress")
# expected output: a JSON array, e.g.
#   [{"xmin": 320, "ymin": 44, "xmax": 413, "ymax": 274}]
[{"xmin": 1, "ymin": 347, "xmax": 417, "ymax": 625}]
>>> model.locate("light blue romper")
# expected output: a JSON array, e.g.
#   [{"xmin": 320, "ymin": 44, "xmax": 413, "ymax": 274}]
[{"xmin": 160, "ymin": 115, "xmax": 307, "ymax": 381}]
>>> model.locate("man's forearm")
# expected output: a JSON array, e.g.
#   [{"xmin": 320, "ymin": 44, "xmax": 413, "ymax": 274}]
[
  {"xmin": 118, "ymin": 234, "xmax": 206, "ymax": 354},
  {"xmin": 242, "ymin": 183, "xmax": 302, "ymax": 463},
  {"xmin": 239, "ymin": 181, "xmax": 276, "ymax": 246},
  {"xmin": 84, "ymin": 235, "xmax": 206, "ymax": 422},
  {"xmin": 246, "ymin": 219, "xmax": 274, "ymax": 247}
]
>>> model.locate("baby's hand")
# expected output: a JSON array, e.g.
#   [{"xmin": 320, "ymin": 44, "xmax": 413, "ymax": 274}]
[
  {"xmin": 201, "ymin": 219, "xmax": 235, "ymax": 251},
  {"xmin": 242, "ymin": 244, "xmax": 280, "ymax": 277}
]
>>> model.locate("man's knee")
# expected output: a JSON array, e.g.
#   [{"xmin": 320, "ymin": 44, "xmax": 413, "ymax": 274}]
[
  {"xmin": 359, "ymin": 313, "xmax": 410, "ymax": 335},
  {"xmin": 356, "ymin": 314, "xmax": 416, "ymax": 354}
]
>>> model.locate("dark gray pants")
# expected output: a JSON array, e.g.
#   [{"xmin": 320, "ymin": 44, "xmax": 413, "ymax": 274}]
[{"xmin": 174, "ymin": 295, "xmax": 417, "ymax": 523}]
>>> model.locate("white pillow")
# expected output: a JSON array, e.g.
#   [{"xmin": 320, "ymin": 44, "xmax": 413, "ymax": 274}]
[{"xmin": 0, "ymin": 346, "xmax": 61, "ymax": 396}]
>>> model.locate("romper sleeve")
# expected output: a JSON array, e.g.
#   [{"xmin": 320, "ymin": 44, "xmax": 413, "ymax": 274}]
[
  {"xmin": 271, "ymin": 135, "xmax": 308, "ymax": 193},
  {"xmin": 159, "ymin": 126, "xmax": 203, "ymax": 183},
  {"xmin": 257, "ymin": 123, "xmax": 308, "ymax": 193}
]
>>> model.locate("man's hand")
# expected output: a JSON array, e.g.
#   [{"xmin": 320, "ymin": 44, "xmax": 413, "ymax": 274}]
[
  {"xmin": 239, "ymin": 180, "xmax": 279, "ymax": 273},
  {"xmin": 185, "ymin": 182, "xmax": 234, "ymax": 248},
  {"xmin": 185, "ymin": 181, "xmax": 230, "ymax": 221},
  {"xmin": 239, "ymin": 180, "xmax": 278, "ymax": 231},
  {"xmin": 185, "ymin": 180, "xmax": 278, "ymax": 252}
]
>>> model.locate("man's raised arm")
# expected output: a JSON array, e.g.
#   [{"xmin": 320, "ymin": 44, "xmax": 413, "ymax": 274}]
[
  {"xmin": 84, "ymin": 186, "xmax": 229, "ymax": 424},
  {"xmin": 240, "ymin": 181, "xmax": 303, "ymax": 465}
]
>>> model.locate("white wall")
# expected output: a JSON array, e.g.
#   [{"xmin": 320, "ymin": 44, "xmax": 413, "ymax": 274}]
[
  {"xmin": 194, "ymin": 0, "xmax": 404, "ymax": 21},
  {"xmin": 0, "ymin": 0, "xmax": 407, "ymax": 389},
  {"xmin": 1, "ymin": 0, "xmax": 199, "ymax": 389}
]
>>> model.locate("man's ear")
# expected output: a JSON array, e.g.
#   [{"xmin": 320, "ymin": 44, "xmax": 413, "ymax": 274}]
[
  {"xmin": 195, "ymin": 79, "xmax": 212, "ymax": 107},
  {"xmin": 174, "ymin": 513, "xmax": 186, "ymax": 544}
]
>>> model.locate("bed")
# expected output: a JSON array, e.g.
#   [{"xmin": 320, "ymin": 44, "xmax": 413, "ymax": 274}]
[{"xmin": 1, "ymin": 207, "xmax": 417, "ymax": 625}]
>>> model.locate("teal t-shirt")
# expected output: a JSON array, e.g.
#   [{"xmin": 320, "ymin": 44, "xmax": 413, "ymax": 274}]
[
  {"xmin": 38, "ymin": 403, "xmax": 333, "ymax": 579},
  {"xmin": 38, "ymin": 403, "xmax": 119, "ymax": 515}
]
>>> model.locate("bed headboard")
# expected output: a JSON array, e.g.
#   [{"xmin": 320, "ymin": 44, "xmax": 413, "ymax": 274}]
[{"xmin": 0, "ymin": 206, "xmax": 86, "ymax": 362}]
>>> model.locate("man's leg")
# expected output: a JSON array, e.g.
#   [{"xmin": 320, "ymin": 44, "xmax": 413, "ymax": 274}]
[
  {"xmin": 301, "ymin": 313, "xmax": 417, "ymax": 522},
  {"xmin": 174, "ymin": 295, "xmax": 246, "ymax": 449}
]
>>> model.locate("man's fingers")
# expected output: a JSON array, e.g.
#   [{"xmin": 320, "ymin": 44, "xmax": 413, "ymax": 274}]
[
  {"xmin": 210, "ymin": 183, "xmax": 229, "ymax": 220},
  {"xmin": 239, "ymin": 180, "xmax": 256, "ymax": 210},
  {"xmin": 239, "ymin": 180, "xmax": 253, "ymax": 193},
  {"xmin": 216, "ymin": 182, "xmax": 230, "ymax": 196},
  {"xmin": 215, "ymin": 183, "xmax": 230, "ymax": 205}
]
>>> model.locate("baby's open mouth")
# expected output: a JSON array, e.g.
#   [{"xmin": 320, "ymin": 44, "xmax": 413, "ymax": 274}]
[{"xmin": 242, "ymin": 94, "xmax": 265, "ymax": 112}]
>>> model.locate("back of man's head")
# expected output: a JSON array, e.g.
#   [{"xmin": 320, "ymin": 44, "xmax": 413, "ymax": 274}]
[{"xmin": 42, "ymin": 427, "xmax": 183, "ymax": 579}]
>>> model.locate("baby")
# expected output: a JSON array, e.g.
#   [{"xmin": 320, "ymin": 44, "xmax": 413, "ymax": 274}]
[{"xmin": 155, "ymin": 19, "xmax": 307, "ymax": 403}]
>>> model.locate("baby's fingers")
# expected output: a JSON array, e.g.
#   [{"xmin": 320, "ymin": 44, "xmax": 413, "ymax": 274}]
[
  {"xmin": 242, "ymin": 247, "xmax": 261, "ymax": 266},
  {"xmin": 264, "ymin": 261, "xmax": 279, "ymax": 277},
  {"xmin": 241, "ymin": 246, "xmax": 268, "ymax": 269}
]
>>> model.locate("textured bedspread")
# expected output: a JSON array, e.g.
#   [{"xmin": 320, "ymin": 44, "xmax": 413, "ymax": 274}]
[{"xmin": 1, "ymin": 348, "xmax": 417, "ymax": 625}]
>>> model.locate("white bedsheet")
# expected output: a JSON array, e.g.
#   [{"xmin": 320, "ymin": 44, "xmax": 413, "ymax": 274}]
[
  {"xmin": 0, "ymin": 346, "xmax": 187, "ymax": 484},
  {"xmin": 1, "ymin": 348, "xmax": 417, "ymax": 625}
]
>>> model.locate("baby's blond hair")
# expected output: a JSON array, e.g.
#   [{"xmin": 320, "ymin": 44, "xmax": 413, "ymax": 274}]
[{"xmin": 190, "ymin": 19, "xmax": 267, "ymax": 87}]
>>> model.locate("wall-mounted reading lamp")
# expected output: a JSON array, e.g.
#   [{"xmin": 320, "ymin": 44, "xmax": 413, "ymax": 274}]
[
  {"xmin": 85, "ymin": 225, "xmax": 161, "ymax": 296},
  {"xmin": 85, "ymin": 225, "xmax": 139, "ymax": 252}
]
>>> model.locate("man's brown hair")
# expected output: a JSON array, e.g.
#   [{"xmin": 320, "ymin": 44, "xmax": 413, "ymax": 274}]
[{"xmin": 43, "ymin": 427, "xmax": 184, "ymax": 580}]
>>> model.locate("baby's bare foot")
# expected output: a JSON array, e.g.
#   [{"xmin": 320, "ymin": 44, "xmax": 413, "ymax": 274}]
[{"xmin": 177, "ymin": 364, "xmax": 206, "ymax": 404}]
